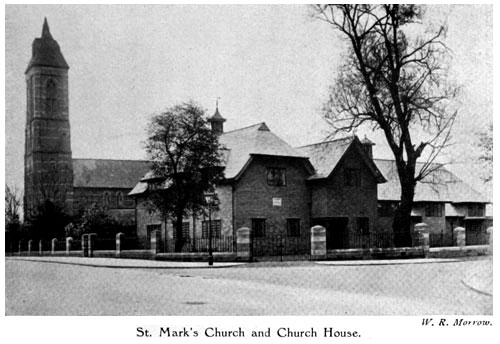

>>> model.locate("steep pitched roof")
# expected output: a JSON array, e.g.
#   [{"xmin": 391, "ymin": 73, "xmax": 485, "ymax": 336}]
[
  {"xmin": 296, "ymin": 136, "xmax": 386, "ymax": 183},
  {"xmin": 26, "ymin": 18, "xmax": 69, "ymax": 73},
  {"xmin": 374, "ymin": 159, "xmax": 489, "ymax": 203},
  {"xmin": 73, "ymin": 159, "xmax": 150, "ymax": 189},
  {"xmin": 219, "ymin": 122, "xmax": 310, "ymax": 179}
]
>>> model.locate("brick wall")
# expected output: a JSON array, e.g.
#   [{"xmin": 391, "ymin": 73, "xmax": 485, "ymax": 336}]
[
  {"xmin": 232, "ymin": 155, "xmax": 311, "ymax": 254},
  {"xmin": 310, "ymin": 146, "xmax": 379, "ymax": 234}
]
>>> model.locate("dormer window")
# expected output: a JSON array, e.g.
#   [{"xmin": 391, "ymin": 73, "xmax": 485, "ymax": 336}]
[{"xmin": 267, "ymin": 167, "xmax": 286, "ymax": 186}]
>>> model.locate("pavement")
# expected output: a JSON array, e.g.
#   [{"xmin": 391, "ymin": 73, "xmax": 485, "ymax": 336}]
[{"xmin": 6, "ymin": 255, "xmax": 493, "ymax": 296}]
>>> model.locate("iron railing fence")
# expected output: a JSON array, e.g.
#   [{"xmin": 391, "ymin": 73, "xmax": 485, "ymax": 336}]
[
  {"xmin": 252, "ymin": 235, "xmax": 310, "ymax": 256},
  {"xmin": 429, "ymin": 231, "xmax": 454, "ymax": 247},
  {"xmin": 466, "ymin": 230, "xmax": 489, "ymax": 246},
  {"xmin": 335, "ymin": 232, "xmax": 419, "ymax": 249},
  {"xmin": 190, "ymin": 236, "xmax": 234, "ymax": 253}
]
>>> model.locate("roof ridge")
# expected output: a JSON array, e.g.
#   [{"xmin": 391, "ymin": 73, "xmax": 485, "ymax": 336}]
[
  {"xmin": 73, "ymin": 158, "xmax": 150, "ymax": 163},
  {"xmin": 296, "ymin": 136, "xmax": 353, "ymax": 149},
  {"xmin": 221, "ymin": 122, "xmax": 266, "ymax": 135}
]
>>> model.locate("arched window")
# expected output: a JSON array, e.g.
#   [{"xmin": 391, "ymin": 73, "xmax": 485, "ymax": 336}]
[
  {"xmin": 45, "ymin": 79, "xmax": 58, "ymax": 115},
  {"xmin": 116, "ymin": 192, "xmax": 124, "ymax": 207},
  {"xmin": 103, "ymin": 192, "xmax": 110, "ymax": 207}
]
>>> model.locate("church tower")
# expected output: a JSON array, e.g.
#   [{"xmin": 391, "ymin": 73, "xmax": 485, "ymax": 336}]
[{"xmin": 24, "ymin": 18, "xmax": 73, "ymax": 220}]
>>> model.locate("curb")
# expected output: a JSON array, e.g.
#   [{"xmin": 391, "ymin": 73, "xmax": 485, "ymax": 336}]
[{"xmin": 6, "ymin": 257, "xmax": 247, "ymax": 270}]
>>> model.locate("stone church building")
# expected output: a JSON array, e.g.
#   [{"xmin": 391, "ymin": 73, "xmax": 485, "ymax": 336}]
[{"xmin": 24, "ymin": 20, "xmax": 491, "ymax": 253}]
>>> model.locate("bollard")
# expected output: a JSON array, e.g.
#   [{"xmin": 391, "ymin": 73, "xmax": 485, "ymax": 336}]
[
  {"xmin": 88, "ymin": 233, "xmax": 97, "ymax": 258},
  {"xmin": 115, "ymin": 232, "xmax": 124, "ymax": 257},
  {"xmin": 310, "ymin": 225, "xmax": 327, "ymax": 259},
  {"xmin": 236, "ymin": 227, "xmax": 252, "ymax": 262},
  {"xmin": 414, "ymin": 223, "xmax": 430, "ymax": 258},
  {"xmin": 51, "ymin": 238, "xmax": 58, "ymax": 254},
  {"xmin": 39, "ymin": 240, "xmax": 43, "ymax": 255},
  {"xmin": 454, "ymin": 227, "xmax": 466, "ymax": 247},
  {"xmin": 66, "ymin": 237, "xmax": 73, "ymax": 255},
  {"xmin": 28, "ymin": 240, "xmax": 33, "ymax": 255}
]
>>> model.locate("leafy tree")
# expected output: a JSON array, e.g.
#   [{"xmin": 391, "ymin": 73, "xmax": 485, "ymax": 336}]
[
  {"xmin": 144, "ymin": 101, "xmax": 224, "ymax": 252},
  {"xmin": 313, "ymin": 5, "xmax": 458, "ymax": 245},
  {"xmin": 65, "ymin": 203, "xmax": 128, "ymax": 238}
]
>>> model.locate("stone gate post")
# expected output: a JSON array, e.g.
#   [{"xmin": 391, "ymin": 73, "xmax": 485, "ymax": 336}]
[
  {"xmin": 414, "ymin": 223, "xmax": 429, "ymax": 258},
  {"xmin": 39, "ymin": 240, "xmax": 43, "ymax": 255},
  {"xmin": 236, "ymin": 227, "xmax": 252, "ymax": 262},
  {"xmin": 454, "ymin": 227, "xmax": 466, "ymax": 247},
  {"xmin": 150, "ymin": 230, "xmax": 161, "ymax": 255},
  {"xmin": 28, "ymin": 240, "xmax": 33, "ymax": 255},
  {"xmin": 51, "ymin": 238, "xmax": 58, "ymax": 254},
  {"xmin": 88, "ymin": 233, "xmax": 97, "ymax": 257},
  {"xmin": 311, "ymin": 225, "xmax": 327, "ymax": 260},
  {"xmin": 66, "ymin": 237, "xmax": 73, "ymax": 255},
  {"xmin": 82, "ymin": 234, "xmax": 88, "ymax": 257},
  {"xmin": 116, "ymin": 232, "xmax": 124, "ymax": 257}
]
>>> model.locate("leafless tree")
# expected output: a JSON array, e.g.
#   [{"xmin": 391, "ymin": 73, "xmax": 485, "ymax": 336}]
[
  {"xmin": 313, "ymin": 5, "xmax": 459, "ymax": 245},
  {"xmin": 477, "ymin": 121, "xmax": 492, "ymax": 183},
  {"xmin": 5, "ymin": 185, "xmax": 22, "ymax": 229}
]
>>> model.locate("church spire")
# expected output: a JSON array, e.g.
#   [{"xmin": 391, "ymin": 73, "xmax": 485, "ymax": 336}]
[{"xmin": 41, "ymin": 17, "xmax": 53, "ymax": 39}]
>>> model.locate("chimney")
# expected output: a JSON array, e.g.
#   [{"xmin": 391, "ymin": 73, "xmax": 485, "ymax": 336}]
[{"xmin": 360, "ymin": 135, "xmax": 375, "ymax": 159}]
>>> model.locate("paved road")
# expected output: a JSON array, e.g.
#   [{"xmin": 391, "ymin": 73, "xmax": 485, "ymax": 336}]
[{"xmin": 5, "ymin": 257, "xmax": 492, "ymax": 315}]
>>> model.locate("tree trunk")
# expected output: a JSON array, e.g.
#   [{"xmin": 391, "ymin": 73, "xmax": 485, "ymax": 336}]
[
  {"xmin": 174, "ymin": 212, "xmax": 184, "ymax": 252},
  {"xmin": 392, "ymin": 181, "xmax": 415, "ymax": 247}
]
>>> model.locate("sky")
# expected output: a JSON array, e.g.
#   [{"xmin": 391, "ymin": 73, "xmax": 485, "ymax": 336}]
[{"xmin": 4, "ymin": 4, "xmax": 493, "ymax": 198}]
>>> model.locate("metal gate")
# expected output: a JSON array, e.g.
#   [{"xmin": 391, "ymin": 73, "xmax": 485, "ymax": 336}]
[{"xmin": 252, "ymin": 235, "xmax": 309, "ymax": 258}]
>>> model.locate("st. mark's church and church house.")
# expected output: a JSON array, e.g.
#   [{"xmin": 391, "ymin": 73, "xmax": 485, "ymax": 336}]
[{"xmin": 23, "ymin": 19, "xmax": 491, "ymax": 254}]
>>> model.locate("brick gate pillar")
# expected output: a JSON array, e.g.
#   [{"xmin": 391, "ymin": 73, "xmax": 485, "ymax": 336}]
[
  {"xmin": 116, "ymin": 232, "xmax": 124, "ymax": 257},
  {"xmin": 414, "ymin": 223, "xmax": 429, "ymax": 258},
  {"xmin": 66, "ymin": 237, "xmax": 73, "ymax": 255},
  {"xmin": 150, "ymin": 230, "xmax": 161, "ymax": 255},
  {"xmin": 310, "ymin": 225, "xmax": 327, "ymax": 260},
  {"xmin": 88, "ymin": 233, "xmax": 97, "ymax": 257},
  {"xmin": 454, "ymin": 227, "xmax": 466, "ymax": 247},
  {"xmin": 236, "ymin": 227, "xmax": 252, "ymax": 262}
]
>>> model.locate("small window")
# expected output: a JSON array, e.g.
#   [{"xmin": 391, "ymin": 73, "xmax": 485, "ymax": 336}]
[
  {"xmin": 267, "ymin": 168, "xmax": 286, "ymax": 186},
  {"xmin": 344, "ymin": 168, "xmax": 361, "ymax": 187},
  {"xmin": 252, "ymin": 218, "xmax": 266, "ymax": 237},
  {"xmin": 357, "ymin": 217, "xmax": 369, "ymax": 235},
  {"xmin": 425, "ymin": 203, "xmax": 443, "ymax": 217},
  {"xmin": 49, "ymin": 160, "xmax": 57, "ymax": 170},
  {"xmin": 103, "ymin": 192, "xmax": 110, "ymax": 206},
  {"xmin": 467, "ymin": 204, "xmax": 485, "ymax": 217},
  {"xmin": 116, "ymin": 192, "xmax": 124, "ymax": 207},
  {"xmin": 202, "ymin": 220, "xmax": 221, "ymax": 239},
  {"xmin": 173, "ymin": 222, "xmax": 190, "ymax": 240},
  {"xmin": 286, "ymin": 219, "xmax": 300, "ymax": 237}
]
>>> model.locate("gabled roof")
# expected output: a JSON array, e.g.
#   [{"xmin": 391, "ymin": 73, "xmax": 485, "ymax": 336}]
[
  {"xmin": 73, "ymin": 159, "xmax": 150, "ymax": 189},
  {"xmin": 374, "ymin": 159, "xmax": 489, "ymax": 203},
  {"xmin": 219, "ymin": 122, "xmax": 310, "ymax": 179},
  {"xmin": 26, "ymin": 18, "xmax": 69, "ymax": 72},
  {"xmin": 296, "ymin": 136, "xmax": 386, "ymax": 183}
]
